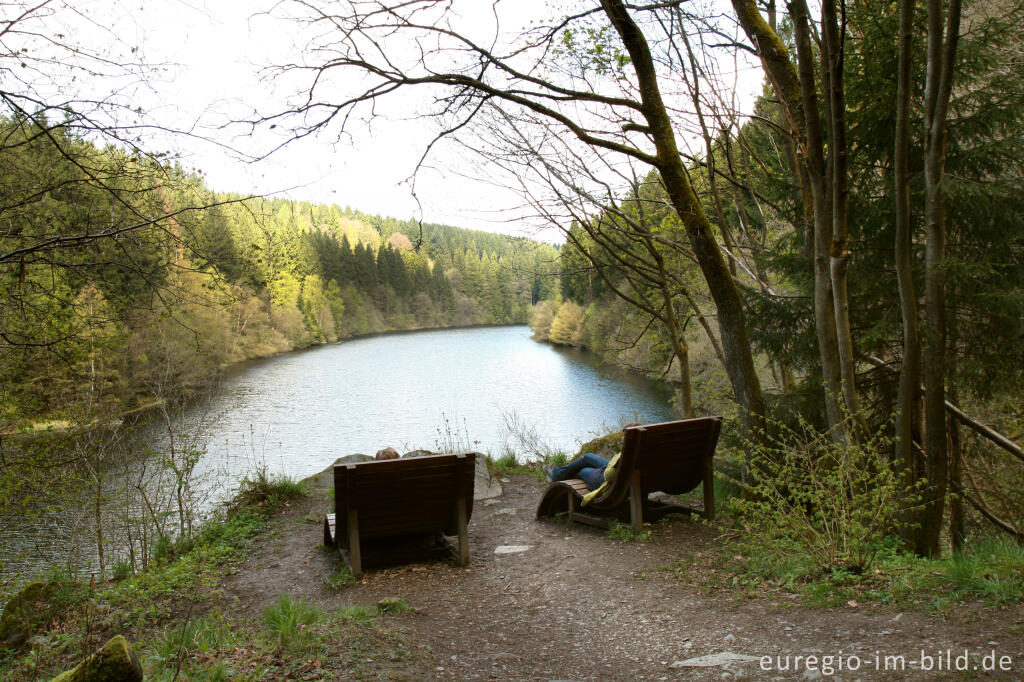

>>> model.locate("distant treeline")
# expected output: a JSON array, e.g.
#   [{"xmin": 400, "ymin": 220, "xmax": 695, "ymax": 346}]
[{"xmin": 0, "ymin": 116, "xmax": 560, "ymax": 425}]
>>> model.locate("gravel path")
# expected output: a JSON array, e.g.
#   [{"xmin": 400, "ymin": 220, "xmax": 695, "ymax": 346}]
[{"xmin": 223, "ymin": 474, "xmax": 1024, "ymax": 680}]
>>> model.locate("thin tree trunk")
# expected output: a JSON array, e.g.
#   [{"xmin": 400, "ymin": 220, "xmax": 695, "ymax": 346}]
[
  {"xmin": 917, "ymin": 0, "xmax": 962, "ymax": 557},
  {"xmin": 893, "ymin": 0, "xmax": 920, "ymax": 543},
  {"xmin": 602, "ymin": 0, "xmax": 765, "ymax": 441},
  {"xmin": 791, "ymin": 0, "xmax": 846, "ymax": 440},
  {"xmin": 733, "ymin": 0, "xmax": 845, "ymax": 440},
  {"xmin": 821, "ymin": 0, "xmax": 864, "ymax": 435},
  {"xmin": 948, "ymin": 412, "xmax": 965, "ymax": 552}
]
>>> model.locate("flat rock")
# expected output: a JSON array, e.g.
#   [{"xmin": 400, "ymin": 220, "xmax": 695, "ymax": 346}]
[
  {"xmin": 494, "ymin": 545, "xmax": 531, "ymax": 554},
  {"xmin": 670, "ymin": 652, "xmax": 760, "ymax": 667}
]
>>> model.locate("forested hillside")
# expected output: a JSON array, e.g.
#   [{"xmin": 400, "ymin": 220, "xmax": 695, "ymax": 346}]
[
  {"xmin": 520, "ymin": 0, "xmax": 1024, "ymax": 554},
  {"xmin": 0, "ymin": 116, "xmax": 560, "ymax": 427}
]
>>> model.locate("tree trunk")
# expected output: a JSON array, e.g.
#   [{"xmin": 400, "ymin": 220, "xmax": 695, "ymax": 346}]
[
  {"xmin": 733, "ymin": 0, "xmax": 847, "ymax": 440},
  {"xmin": 821, "ymin": 0, "xmax": 864, "ymax": 434},
  {"xmin": 602, "ymin": 0, "xmax": 765, "ymax": 440},
  {"xmin": 893, "ymin": 0, "xmax": 920, "ymax": 544},
  {"xmin": 916, "ymin": 0, "xmax": 962, "ymax": 557}
]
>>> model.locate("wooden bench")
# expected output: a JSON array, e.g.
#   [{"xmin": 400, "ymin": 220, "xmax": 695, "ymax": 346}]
[
  {"xmin": 536, "ymin": 417, "xmax": 722, "ymax": 531},
  {"xmin": 323, "ymin": 452, "xmax": 477, "ymax": 578}
]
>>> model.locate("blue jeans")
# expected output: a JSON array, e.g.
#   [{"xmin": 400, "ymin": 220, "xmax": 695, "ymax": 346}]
[{"xmin": 550, "ymin": 453, "xmax": 608, "ymax": 489}]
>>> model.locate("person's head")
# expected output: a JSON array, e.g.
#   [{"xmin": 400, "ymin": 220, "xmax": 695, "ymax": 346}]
[{"xmin": 375, "ymin": 446, "xmax": 400, "ymax": 460}]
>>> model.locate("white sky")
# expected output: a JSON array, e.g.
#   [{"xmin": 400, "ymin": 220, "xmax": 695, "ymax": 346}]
[
  {"xmin": 121, "ymin": 0, "xmax": 550, "ymax": 234},
  {"xmin": 52, "ymin": 0, "xmax": 763, "ymax": 236}
]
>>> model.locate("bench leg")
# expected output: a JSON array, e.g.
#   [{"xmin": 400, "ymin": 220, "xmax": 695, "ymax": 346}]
[
  {"xmin": 629, "ymin": 468, "xmax": 643, "ymax": 532},
  {"xmin": 346, "ymin": 509, "xmax": 362, "ymax": 579},
  {"xmin": 456, "ymin": 495, "xmax": 469, "ymax": 567},
  {"xmin": 703, "ymin": 456, "xmax": 715, "ymax": 521}
]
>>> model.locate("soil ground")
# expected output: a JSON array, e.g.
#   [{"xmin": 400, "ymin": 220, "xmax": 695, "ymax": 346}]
[{"xmin": 223, "ymin": 474, "xmax": 1024, "ymax": 680}]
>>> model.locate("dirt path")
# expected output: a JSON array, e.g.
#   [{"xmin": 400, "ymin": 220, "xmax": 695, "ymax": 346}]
[{"xmin": 224, "ymin": 475, "xmax": 1024, "ymax": 680}]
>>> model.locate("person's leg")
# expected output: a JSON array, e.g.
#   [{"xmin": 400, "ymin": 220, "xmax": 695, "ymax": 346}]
[
  {"xmin": 549, "ymin": 453, "xmax": 609, "ymax": 482},
  {"xmin": 577, "ymin": 466, "xmax": 606, "ymax": 489}
]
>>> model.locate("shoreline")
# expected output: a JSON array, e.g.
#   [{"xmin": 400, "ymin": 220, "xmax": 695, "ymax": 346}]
[{"xmin": 5, "ymin": 321, "xmax": 532, "ymax": 439}]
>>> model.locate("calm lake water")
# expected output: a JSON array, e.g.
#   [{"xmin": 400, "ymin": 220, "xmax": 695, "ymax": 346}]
[
  {"xmin": 190, "ymin": 325, "xmax": 675, "ymax": 480},
  {"xmin": 0, "ymin": 325, "xmax": 675, "ymax": 590}
]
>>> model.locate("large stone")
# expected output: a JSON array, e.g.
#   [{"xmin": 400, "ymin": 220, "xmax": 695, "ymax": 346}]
[
  {"xmin": 575, "ymin": 429, "xmax": 626, "ymax": 460},
  {"xmin": 473, "ymin": 455, "xmax": 502, "ymax": 500},
  {"xmin": 51, "ymin": 635, "xmax": 143, "ymax": 682},
  {"xmin": 401, "ymin": 449, "xmax": 435, "ymax": 459},
  {"xmin": 335, "ymin": 453, "xmax": 374, "ymax": 466},
  {"xmin": 0, "ymin": 580, "xmax": 86, "ymax": 649},
  {"xmin": 301, "ymin": 454, "xmax": 374, "ymax": 492}
]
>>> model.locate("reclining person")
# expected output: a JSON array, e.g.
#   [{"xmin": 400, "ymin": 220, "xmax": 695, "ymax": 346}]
[{"xmin": 544, "ymin": 423, "xmax": 640, "ymax": 504}]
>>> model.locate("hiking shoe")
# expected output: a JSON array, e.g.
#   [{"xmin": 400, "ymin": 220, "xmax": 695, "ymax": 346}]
[{"xmin": 542, "ymin": 463, "xmax": 557, "ymax": 482}]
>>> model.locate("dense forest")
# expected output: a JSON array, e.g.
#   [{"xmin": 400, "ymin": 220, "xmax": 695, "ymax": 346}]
[
  {"xmin": 490, "ymin": 0, "xmax": 1023, "ymax": 557},
  {"xmin": 0, "ymin": 117, "xmax": 560, "ymax": 428},
  {"xmin": 2, "ymin": 4, "xmax": 1024, "ymax": 677}
]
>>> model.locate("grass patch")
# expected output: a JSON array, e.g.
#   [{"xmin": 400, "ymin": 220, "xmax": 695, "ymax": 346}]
[
  {"xmin": 488, "ymin": 450, "xmax": 571, "ymax": 481},
  {"xmin": 338, "ymin": 604, "xmax": 378, "ymax": 624},
  {"xmin": 263, "ymin": 595, "xmax": 324, "ymax": 654},
  {"xmin": 943, "ymin": 537, "xmax": 1024, "ymax": 605},
  {"xmin": 608, "ymin": 523, "xmax": 653, "ymax": 542},
  {"xmin": 232, "ymin": 467, "xmax": 306, "ymax": 512},
  {"xmin": 661, "ymin": 533, "xmax": 1024, "ymax": 610},
  {"xmin": 0, "ymin": 472, "xmax": 308, "ymax": 680},
  {"xmin": 375, "ymin": 597, "xmax": 411, "ymax": 615},
  {"xmin": 325, "ymin": 563, "xmax": 356, "ymax": 589},
  {"xmin": 0, "ymin": 475, "xmax": 419, "ymax": 681}
]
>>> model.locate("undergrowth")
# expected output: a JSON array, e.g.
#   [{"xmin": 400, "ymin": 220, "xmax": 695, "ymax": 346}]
[{"xmin": 661, "ymin": 534, "xmax": 1024, "ymax": 610}]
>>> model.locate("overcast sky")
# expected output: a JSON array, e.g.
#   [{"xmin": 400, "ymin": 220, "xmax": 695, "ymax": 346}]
[
  {"xmin": 116, "ymin": 0, "xmax": 547, "ymax": 234},
  {"xmin": 51, "ymin": 0, "xmax": 762, "ymax": 237}
]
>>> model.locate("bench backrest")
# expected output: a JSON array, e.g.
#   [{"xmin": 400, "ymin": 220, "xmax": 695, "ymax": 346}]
[
  {"xmin": 597, "ymin": 417, "xmax": 722, "ymax": 506},
  {"xmin": 333, "ymin": 452, "xmax": 476, "ymax": 541}
]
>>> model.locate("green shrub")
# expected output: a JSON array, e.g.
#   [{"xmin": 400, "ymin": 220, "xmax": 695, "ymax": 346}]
[
  {"xmin": 729, "ymin": 420, "xmax": 916, "ymax": 573},
  {"xmin": 111, "ymin": 560, "xmax": 133, "ymax": 581}
]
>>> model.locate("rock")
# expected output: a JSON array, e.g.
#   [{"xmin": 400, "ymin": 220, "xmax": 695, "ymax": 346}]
[
  {"xmin": 402, "ymin": 449, "xmax": 436, "ymax": 458},
  {"xmin": 473, "ymin": 456, "xmax": 502, "ymax": 500},
  {"xmin": 671, "ymin": 652, "xmax": 760, "ymax": 667},
  {"xmin": 575, "ymin": 430, "xmax": 626, "ymax": 460},
  {"xmin": 0, "ymin": 581, "xmax": 85, "ymax": 649},
  {"xmin": 376, "ymin": 597, "xmax": 408, "ymax": 613},
  {"xmin": 299, "ymin": 454, "xmax": 373, "ymax": 491},
  {"xmin": 335, "ymin": 454, "xmax": 373, "ymax": 465},
  {"xmin": 51, "ymin": 635, "xmax": 142, "ymax": 682},
  {"xmin": 494, "ymin": 545, "xmax": 531, "ymax": 554}
]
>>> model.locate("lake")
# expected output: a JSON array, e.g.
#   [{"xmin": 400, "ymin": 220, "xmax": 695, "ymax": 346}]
[
  {"xmin": 0, "ymin": 325, "xmax": 676, "ymax": 589},
  {"xmin": 188, "ymin": 325, "xmax": 676, "ymax": 480}
]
